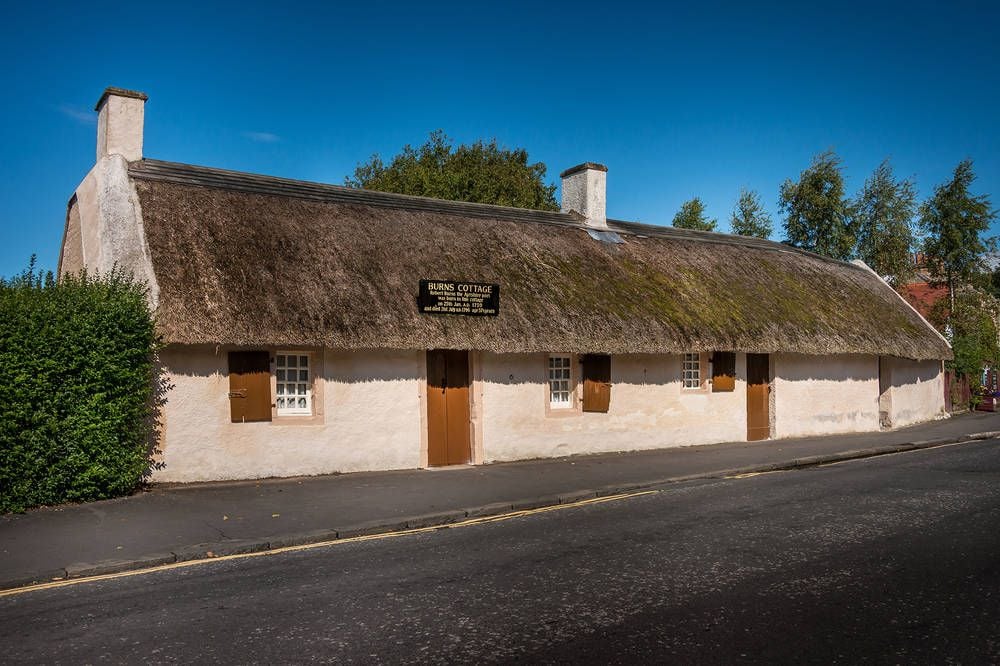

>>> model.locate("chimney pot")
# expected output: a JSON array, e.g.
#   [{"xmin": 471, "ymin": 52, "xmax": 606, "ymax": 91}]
[
  {"xmin": 95, "ymin": 87, "xmax": 148, "ymax": 163},
  {"xmin": 560, "ymin": 162, "xmax": 608, "ymax": 228}
]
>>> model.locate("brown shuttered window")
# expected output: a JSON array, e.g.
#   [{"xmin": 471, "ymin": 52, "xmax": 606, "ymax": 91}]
[
  {"xmin": 712, "ymin": 351, "xmax": 736, "ymax": 392},
  {"xmin": 581, "ymin": 354, "xmax": 612, "ymax": 413},
  {"xmin": 228, "ymin": 351, "xmax": 272, "ymax": 423}
]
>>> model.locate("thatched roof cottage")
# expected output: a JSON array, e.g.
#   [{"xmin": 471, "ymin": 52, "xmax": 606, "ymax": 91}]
[{"xmin": 60, "ymin": 88, "xmax": 950, "ymax": 482}]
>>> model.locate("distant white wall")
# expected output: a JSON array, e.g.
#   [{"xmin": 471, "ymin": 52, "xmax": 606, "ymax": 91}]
[
  {"xmin": 478, "ymin": 352, "xmax": 746, "ymax": 462},
  {"xmin": 773, "ymin": 353, "xmax": 880, "ymax": 438},
  {"xmin": 155, "ymin": 346, "xmax": 424, "ymax": 482},
  {"xmin": 883, "ymin": 357, "xmax": 945, "ymax": 427}
]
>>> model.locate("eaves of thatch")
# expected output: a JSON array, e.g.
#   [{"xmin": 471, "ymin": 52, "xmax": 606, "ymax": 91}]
[{"xmin": 129, "ymin": 159, "xmax": 951, "ymax": 361}]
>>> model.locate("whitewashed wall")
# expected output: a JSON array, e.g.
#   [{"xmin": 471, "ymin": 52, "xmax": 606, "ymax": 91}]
[
  {"xmin": 478, "ymin": 352, "xmax": 747, "ymax": 462},
  {"xmin": 58, "ymin": 154, "xmax": 160, "ymax": 306},
  {"xmin": 153, "ymin": 348, "xmax": 948, "ymax": 483},
  {"xmin": 883, "ymin": 357, "xmax": 945, "ymax": 427},
  {"xmin": 772, "ymin": 353, "xmax": 880, "ymax": 438},
  {"xmin": 155, "ymin": 346, "xmax": 424, "ymax": 482}
]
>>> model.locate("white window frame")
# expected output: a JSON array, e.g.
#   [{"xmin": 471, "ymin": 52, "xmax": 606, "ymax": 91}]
[
  {"xmin": 548, "ymin": 354, "xmax": 574, "ymax": 409},
  {"xmin": 275, "ymin": 352, "xmax": 313, "ymax": 416},
  {"xmin": 682, "ymin": 352, "xmax": 702, "ymax": 390}
]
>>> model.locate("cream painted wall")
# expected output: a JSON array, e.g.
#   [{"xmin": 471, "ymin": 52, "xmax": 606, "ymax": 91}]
[
  {"xmin": 155, "ymin": 346, "xmax": 424, "ymax": 482},
  {"xmin": 59, "ymin": 154, "xmax": 160, "ymax": 307},
  {"xmin": 153, "ymin": 347, "xmax": 949, "ymax": 482},
  {"xmin": 773, "ymin": 353, "xmax": 880, "ymax": 438},
  {"xmin": 883, "ymin": 357, "xmax": 946, "ymax": 427},
  {"xmin": 478, "ymin": 352, "xmax": 747, "ymax": 462}
]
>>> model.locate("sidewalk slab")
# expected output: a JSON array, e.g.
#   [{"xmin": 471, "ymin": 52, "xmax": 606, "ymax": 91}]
[{"xmin": 3, "ymin": 410, "xmax": 1000, "ymax": 590}]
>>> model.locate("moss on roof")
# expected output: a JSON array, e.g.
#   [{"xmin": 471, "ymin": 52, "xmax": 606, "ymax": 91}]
[{"xmin": 130, "ymin": 161, "xmax": 950, "ymax": 360}]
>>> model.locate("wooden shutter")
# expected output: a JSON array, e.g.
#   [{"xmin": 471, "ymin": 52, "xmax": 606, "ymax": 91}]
[
  {"xmin": 228, "ymin": 351, "xmax": 272, "ymax": 423},
  {"xmin": 581, "ymin": 354, "xmax": 612, "ymax": 413},
  {"xmin": 712, "ymin": 352, "xmax": 736, "ymax": 392}
]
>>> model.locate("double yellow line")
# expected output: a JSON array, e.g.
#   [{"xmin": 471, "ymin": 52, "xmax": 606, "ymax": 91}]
[{"xmin": 0, "ymin": 490, "xmax": 657, "ymax": 598}]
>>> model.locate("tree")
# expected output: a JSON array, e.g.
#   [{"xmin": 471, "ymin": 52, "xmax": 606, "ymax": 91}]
[
  {"xmin": 851, "ymin": 159, "xmax": 916, "ymax": 288},
  {"xmin": 920, "ymin": 159, "xmax": 997, "ymax": 316},
  {"xmin": 672, "ymin": 198, "xmax": 717, "ymax": 231},
  {"xmin": 779, "ymin": 150, "xmax": 854, "ymax": 260},
  {"xmin": 345, "ymin": 130, "xmax": 558, "ymax": 211},
  {"xmin": 928, "ymin": 287, "xmax": 1000, "ymax": 402},
  {"xmin": 729, "ymin": 188, "xmax": 772, "ymax": 238}
]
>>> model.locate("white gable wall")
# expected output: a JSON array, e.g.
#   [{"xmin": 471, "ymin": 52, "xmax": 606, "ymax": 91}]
[{"xmin": 58, "ymin": 154, "xmax": 160, "ymax": 308}]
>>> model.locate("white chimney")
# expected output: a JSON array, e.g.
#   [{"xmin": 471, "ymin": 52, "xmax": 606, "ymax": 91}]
[
  {"xmin": 560, "ymin": 162, "xmax": 608, "ymax": 229},
  {"xmin": 95, "ymin": 87, "xmax": 148, "ymax": 163}
]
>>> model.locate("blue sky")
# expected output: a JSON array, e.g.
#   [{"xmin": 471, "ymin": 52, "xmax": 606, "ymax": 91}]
[{"xmin": 1, "ymin": 0, "xmax": 998, "ymax": 277}]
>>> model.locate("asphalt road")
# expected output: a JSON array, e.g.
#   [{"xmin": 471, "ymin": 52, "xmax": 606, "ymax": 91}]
[{"xmin": 3, "ymin": 439, "xmax": 999, "ymax": 664}]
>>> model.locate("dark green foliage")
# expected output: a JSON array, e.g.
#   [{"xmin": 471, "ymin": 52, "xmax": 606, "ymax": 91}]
[
  {"xmin": 919, "ymin": 160, "xmax": 997, "ymax": 307},
  {"xmin": 729, "ymin": 188, "xmax": 772, "ymax": 238},
  {"xmin": 0, "ymin": 260, "xmax": 160, "ymax": 513},
  {"xmin": 345, "ymin": 130, "xmax": 558, "ymax": 211},
  {"xmin": 930, "ymin": 289, "xmax": 1000, "ymax": 396},
  {"xmin": 852, "ymin": 160, "xmax": 916, "ymax": 288},
  {"xmin": 780, "ymin": 150, "xmax": 854, "ymax": 260},
  {"xmin": 672, "ymin": 198, "xmax": 717, "ymax": 231}
]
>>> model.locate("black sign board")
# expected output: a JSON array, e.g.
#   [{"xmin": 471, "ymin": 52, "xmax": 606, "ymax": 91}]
[{"xmin": 418, "ymin": 280, "xmax": 500, "ymax": 316}]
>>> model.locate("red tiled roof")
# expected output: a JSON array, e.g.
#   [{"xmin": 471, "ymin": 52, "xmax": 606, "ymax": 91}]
[{"xmin": 901, "ymin": 282, "xmax": 948, "ymax": 319}]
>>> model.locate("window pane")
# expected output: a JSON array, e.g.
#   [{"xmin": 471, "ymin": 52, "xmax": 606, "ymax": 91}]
[
  {"xmin": 549, "ymin": 355, "xmax": 572, "ymax": 407},
  {"xmin": 683, "ymin": 353, "xmax": 700, "ymax": 388},
  {"xmin": 276, "ymin": 353, "xmax": 312, "ymax": 415}
]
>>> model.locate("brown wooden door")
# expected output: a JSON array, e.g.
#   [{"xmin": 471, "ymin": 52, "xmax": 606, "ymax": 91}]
[
  {"xmin": 426, "ymin": 350, "xmax": 471, "ymax": 466},
  {"xmin": 746, "ymin": 353, "xmax": 770, "ymax": 441}
]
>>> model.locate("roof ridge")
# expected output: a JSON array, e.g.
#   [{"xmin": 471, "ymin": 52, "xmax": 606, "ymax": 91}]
[{"xmin": 130, "ymin": 159, "xmax": 576, "ymax": 226}]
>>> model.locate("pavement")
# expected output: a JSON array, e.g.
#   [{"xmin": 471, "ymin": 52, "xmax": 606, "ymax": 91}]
[{"xmin": 2, "ymin": 410, "xmax": 1000, "ymax": 590}]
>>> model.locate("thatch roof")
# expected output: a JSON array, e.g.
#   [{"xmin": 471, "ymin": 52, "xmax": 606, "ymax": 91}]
[{"xmin": 129, "ymin": 159, "xmax": 950, "ymax": 360}]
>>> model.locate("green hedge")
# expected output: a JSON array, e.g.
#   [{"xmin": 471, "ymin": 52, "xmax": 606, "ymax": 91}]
[{"xmin": 0, "ymin": 262, "xmax": 159, "ymax": 513}]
